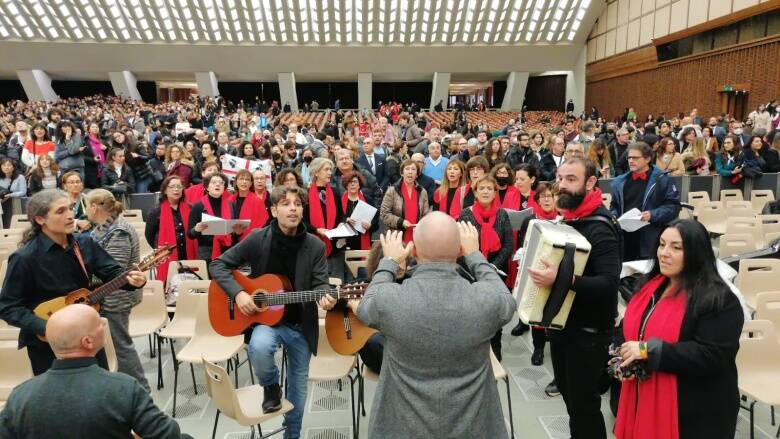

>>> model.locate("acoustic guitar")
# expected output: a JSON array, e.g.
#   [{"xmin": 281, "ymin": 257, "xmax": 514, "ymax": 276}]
[
  {"xmin": 208, "ymin": 273, "xmax": 370, "ymax": 349},
  {"xmin": 33, "ymin": 244, "xmax": 174, "ymax": 342},
  {"xmin": 325, "ymin": 306, "xmax": 377, "ymax": 356}
]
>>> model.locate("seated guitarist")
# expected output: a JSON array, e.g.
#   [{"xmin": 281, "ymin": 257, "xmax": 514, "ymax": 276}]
[
  {"xmin": 0, "ymin": 189, "xmax": 147, "ymax": 375},
  {"xmin": 210, "ymin": 185, "xmax": 336, "ymax": 439}
]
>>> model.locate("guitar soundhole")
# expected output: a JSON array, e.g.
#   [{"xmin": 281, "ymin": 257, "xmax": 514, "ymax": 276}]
[{"xmin": 74, "ymin": 297, "xmax": 86, "ymax": 304}]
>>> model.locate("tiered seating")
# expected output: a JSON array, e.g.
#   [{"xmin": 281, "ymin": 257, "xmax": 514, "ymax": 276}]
[
  {"xmin": 278, "ymin": 112, "xmax": 328, "ymax": 129},
  {"xmin": 464, "ymin": 112, "xmax": 521, "ymax": 132}
]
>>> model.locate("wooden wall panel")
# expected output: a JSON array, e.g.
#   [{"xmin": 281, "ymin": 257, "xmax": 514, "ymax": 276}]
[{"xmin": 585, "ymin": 37, "xmax": 780, "ymax": 120}]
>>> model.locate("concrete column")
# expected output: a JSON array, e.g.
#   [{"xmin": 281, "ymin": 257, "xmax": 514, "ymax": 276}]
[
  {"xmin": 17, "ymin": 70, "xmax": 58, "ymax": 102},
  {"xmin": 566, "ymin": 45, "xmax": 587, "ymax": 115},
  {"xmin": 429, "ymin": 72, "xmax": 451, "ymax": 111},
  {"xmin": 501, "ymin": 71, "xmax": 530, "ymax": 111},
  {"xmin": 358, "ymin": 72, "xmax": 372, "ymax": 110},
  {"xmin": 109, "ymin": 71, "xmax": 142, "ymax": 101},
  {"xmin": 195, "ymin": 72, "xmax": 220, "ymax": 97},
  {"xmin": 277, "ymin": 72, "xmax": 298, "ymax": 112}
]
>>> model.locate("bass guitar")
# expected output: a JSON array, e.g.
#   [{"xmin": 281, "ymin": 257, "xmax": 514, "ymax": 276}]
[
  {"xmin": 33, "ymin": 244, "xmax": 174, "ymax": 342},
  {"xmin": 208, "ymin": 272, "xmax": 367, "ymax": 339}
]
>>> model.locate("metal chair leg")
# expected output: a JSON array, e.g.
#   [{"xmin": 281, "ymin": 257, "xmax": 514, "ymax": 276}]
[
  {"xmin": 190, "ymin": 363, "xmax": 198, "ymax": 395},
  {"xmin": 750, "ymin": 400, "xmax": 757, "ymax": 439},
  {"xmin": 148, "ymin": 334, "xmax": 155, "ymax": 358},
  {"xmin": 169, "ymin": 338, "xmax": 179, "ymax": 417},
  {"xmin": 211, "ymin": 409, "xmax": 220, "ymax": 439},
  {"xmin": 250, "ymin": 425, "xmax": 256, "ymax": 439},
  {"xmin": 504, "ymin": 377, "xmax": 515, "ymax": 439},
  {"xmin": 349, "ymin": 375, "xmax": 357, "ymax": 439},
  {"xmin": 156, "ymin": 334, "xmax": 164, "ymax": 390}
]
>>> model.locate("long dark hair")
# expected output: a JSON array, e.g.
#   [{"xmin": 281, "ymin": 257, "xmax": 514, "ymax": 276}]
[
  {"xmin": 0, "ymin": 158, "xmax": 21, "ymax": 180},
  {"xmin": 639, "ymin": 219, "xmax": 731, "ymax": 315}
]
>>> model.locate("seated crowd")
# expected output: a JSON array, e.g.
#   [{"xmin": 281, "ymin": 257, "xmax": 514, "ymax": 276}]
[{"xmin": 0, "ymin": 93, "xmax": 776, "ymax": 439}]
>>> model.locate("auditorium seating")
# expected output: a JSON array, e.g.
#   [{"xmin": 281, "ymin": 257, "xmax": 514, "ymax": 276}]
[{"xmin": 736, "ymin": 320, "xmax": 780, "ymax": 439}]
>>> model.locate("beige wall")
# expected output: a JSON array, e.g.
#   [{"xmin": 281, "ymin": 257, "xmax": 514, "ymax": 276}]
[{"xmin": 586, "ymin": 0, "xmax": 772, "ymax": 62}]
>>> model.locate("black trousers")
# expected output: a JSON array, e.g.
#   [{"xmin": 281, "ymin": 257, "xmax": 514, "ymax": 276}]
[
  {"xmin": 26, "ymin": 337, "xmax": 109, "ymax": 376},
  {"xmin": 548, "ymin": 328, "xmax": 611, "ymax": 439},
  {"xmin": 531, "ymin": 326, "xmax": 547, "ymax": 350},
  {"xmin": 490, "ymin": 328, "xmax": 503, "ymax": 362},
  {"xmin": 358, "ymin": 332, "xmax": 385, "ymax": 374}
]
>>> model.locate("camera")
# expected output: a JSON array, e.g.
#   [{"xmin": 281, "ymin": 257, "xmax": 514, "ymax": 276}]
[{"xmin": 607, "ymin": 344, "xmax": 650, "ymax": 382}]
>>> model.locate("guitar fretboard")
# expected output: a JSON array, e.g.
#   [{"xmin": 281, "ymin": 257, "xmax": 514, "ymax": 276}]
[
  {"xmin": 254, "ymin": 289, "xmax": 354, "ymax": 306},
  {"xmin": 87, "ymin": 270, "xmax": 131, "ymax": 304}
]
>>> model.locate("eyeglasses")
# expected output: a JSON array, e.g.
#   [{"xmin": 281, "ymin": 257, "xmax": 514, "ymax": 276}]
[
  {"xmin": 538, "ymin": 194, "xmax": 554, "ymax": 200},
  {"xmin": 167, "ymin": 184, "xmax": 183, "ymax": 189}
]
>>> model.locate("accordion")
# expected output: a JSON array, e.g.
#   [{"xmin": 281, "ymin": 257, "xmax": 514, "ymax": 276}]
[{"xmin": 513, "ymin": 220, "xmax": 592, "ymax": 330}]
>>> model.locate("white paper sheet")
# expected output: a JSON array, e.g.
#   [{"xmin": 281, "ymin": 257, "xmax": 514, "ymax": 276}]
[
  {"xmin": 349, "ymin": 200, "xmax": 377, "ymax": 233},
  {"xmin": 200, "ymin": 213, "xmax": 250, "ymax": 235},
  {"xmin": 617, "ymin": 208, "xmax": 650, "ymax": 232},
  {"xmin": 324, "ymin": 223, "xmax": 358, "ymax": 239}
]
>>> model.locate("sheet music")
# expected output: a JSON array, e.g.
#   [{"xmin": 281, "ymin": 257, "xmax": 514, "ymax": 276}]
[
  {"xmin": 200, "ymin": 213, "xmax": 250, "ymax": 235},
  {"xmin": 349, "ymin": 200, "xmax": 377, "ymax": 233}
]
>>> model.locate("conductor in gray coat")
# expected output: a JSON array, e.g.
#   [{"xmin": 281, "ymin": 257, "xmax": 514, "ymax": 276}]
[{"xmin": 354, "ymin": 212, "xmax": 517, "ymax": 439}]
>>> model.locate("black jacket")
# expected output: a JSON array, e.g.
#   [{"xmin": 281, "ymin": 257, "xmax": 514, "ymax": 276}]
[
  {"xmin": 644, "ymin": 286, "xmax": 743, "ymax": 439},
  {"xmin": 539, "ymin": 152, "xmax": 563, "ymax": 182},
  {"xmin": 458, "ymin": 207, "xmax": 514, "ymax": 275},
  {"xmin": 565, "ymin": 206, "xmax": 621, "ymax": 331},
  {"xmin": 209, "ymin": 224, "xmax": 330, "ymax": 354},
  {"xmin": 101, "ymin": 163, "xmax": 135, "ymax": 198},
  {"xmin": 356, "ymin": 153, "xmax": 389, "ymax": 190}
]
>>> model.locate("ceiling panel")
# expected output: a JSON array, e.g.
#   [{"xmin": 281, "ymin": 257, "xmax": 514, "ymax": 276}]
[{"xmin": 0, "ymin": 0, "xmax": 595, "ymax": 45}]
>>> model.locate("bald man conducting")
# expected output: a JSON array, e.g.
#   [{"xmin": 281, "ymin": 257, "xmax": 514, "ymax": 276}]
[
  {"xmin": 354, "ymin": 212, "xmax": 517, "ymax": 439},
  {"xmin": 0, "ymin": 305, "xmax": 190, "ymax": 439}
]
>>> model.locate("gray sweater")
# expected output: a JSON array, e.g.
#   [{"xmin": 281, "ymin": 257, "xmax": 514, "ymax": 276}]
[
  {"xmin": 90, "ymin": 215, "xmax": 141, "ymax": 313},
  {"xmin": 55, "ymin": 136, "xmax": 85, "ymax": 171},
  {"xmin": 0, "ymin": 357, "xmax": 190, "ymax": 438},
  {"xmin": 357, "ymin": 252, "xmax": 517, "ymax": 439}
]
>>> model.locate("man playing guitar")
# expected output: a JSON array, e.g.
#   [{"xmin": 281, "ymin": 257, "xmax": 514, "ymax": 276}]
[
  {"xmin": 210, "ymin": 185, "xmax": 336, "ymax": 439},
  {"xmin": 0, "ymin": 189, "xmax": 147, "ymax": 375}
]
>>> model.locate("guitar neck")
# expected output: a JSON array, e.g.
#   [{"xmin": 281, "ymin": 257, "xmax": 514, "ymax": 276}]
[
  {"xmin": 87, "ymin": 271, "xmax": 130, "ymax": 304},
  {"xmin": 256, "ymin": 289, "xmax": 342, "ymax": 306}
]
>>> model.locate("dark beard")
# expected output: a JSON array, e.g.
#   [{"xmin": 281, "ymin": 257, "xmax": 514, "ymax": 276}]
[{"xmin": 557, "ymin": 187, "xmax": 586, "ymax": 210}]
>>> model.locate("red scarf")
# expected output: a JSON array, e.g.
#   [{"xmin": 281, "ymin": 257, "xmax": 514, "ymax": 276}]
[
  {"xmin": 341, "ymin": 191, "xmax": 371, "ymax": 250},
  {"xmin": 156, "ymin": 200, "xmax": 198, "ymax": 284},
  {"xmin": 499, "ymin": 186, "xmax": 522, "ymax": 210},
  {"xmin": 232, "ymin": 192, "xmax": 269, "ymax": 241},
  {"xmin": 400, "ymin": 183, "xmax": 419, "ymax": 244},
  {"xmin": 434, "ymin": 186, "xmax": 466, "ymax": 219},
  {"xmin": 200, "ymin": 194, "xmax": 233, "ymax": 260},
  {"xmin": 471, "ymin": 201, "xmax": 502, "ymax": 258},
  {"xmin": 184, "ymin": 183, "xmax": 204, "ymax": 205},
  {"xmin": 528, "ymin": 198, "xmax": 558, "ymax": 220},
  {"xmin": 615, "ymin": 275, "xmax": 687, "ymax": 439},
  {"xmin": 308, "ymin": 185, "xmax": 337, "ymax": 256},
  {"xmin": 561, "ymin": 188, "xmax": 604, "ymax": 221}
]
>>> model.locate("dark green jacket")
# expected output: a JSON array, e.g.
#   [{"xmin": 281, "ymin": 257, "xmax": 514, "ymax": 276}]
[{"xmin": 0, "ymin": 357, "xmax": 191, "ymax": 439}]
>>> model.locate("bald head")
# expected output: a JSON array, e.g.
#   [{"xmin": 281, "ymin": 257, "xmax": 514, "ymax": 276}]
[
  {"xmin": 413, "ymin": 212, "xmax": 461, "ymax": 262},
  {"xmin": 46, "ymin": 304, "xmax": 105, "ymax": 359}
]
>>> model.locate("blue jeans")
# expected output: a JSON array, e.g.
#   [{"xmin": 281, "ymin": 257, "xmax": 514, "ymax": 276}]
[
  {"xmin": 135, "ymin": 176, "xmax": 152, "ymax": 194},
  {"xmin": 248, "ymin": 323, "xmax": 311, "ymax": 439}
]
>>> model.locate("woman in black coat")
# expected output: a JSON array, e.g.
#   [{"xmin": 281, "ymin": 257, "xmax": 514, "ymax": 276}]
[
  {"xmin": 101, "ymin": 147, "xmax": 135, "ymax": 199},
  {"xmin": 614, "ymin": 219, "xmax": 743, "ymax": 439},
  {"xmin": 458, "ymin": 174, "xmax": 513, "ymax": 361}
]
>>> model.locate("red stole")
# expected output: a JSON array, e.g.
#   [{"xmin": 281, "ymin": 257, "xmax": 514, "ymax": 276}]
[
  {"xmin": 400, "ymin": 184, "xmax": 418, "ymax": 244},
  {"xmin": 471, "ymin": 201, "xmax": 501, "ymax": 258},
  {"xmin": 200, "ymin": 194, "xmax": 233, "ymax": 260},
  {"xmin": 341, "ymin": 192, "xmax": 371, "ymax": 250},
  {"xmin": 616, "ymin": 275, "xmax": 687, "ymax": 439},
  {"xmin": 156, "ymin": 200, "xmax": 198, "ymax": 283},
  {"xmin": 499, "ymin": 186, "xmax": 522, "ymax": 210},
  {"xmin": 184, "ymin": 184, "xmax": 204, "ymax": 205},
  {"xmin": 232, "ymin": 192, "xmax": 269, "ymax": 241},
  {"xmin": 308, "ymin": 185, "xmax": 337, "ymax": 256},
  {"xmin": 529, "ymin": 198, "xmax": 558, "ymax": 220},
  {"xmin": 435, "ymin": 186, "xmax": 466, "ymax": 219},
  {"xmin": 561, "ymin": 188, "xmax": 604, "ymax": 220}
]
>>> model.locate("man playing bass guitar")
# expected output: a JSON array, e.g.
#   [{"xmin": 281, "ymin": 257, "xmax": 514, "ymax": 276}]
[
  {"xmin": 0, "ymin": 189, "xmax": 147, "ymax": 375},
  {"xmin": 210, "ymin": 185, "xmax": 336, "ymax": 439}
]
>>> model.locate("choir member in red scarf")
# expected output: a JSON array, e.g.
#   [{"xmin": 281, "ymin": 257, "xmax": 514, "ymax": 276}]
[
  {"xmin": 463, "ymin": 156, "xmax": 490, "ymax": 208},
  {"xmin": 510, "ymin": 182, "xmax": 560, "ymax": 365},
  {"xmin": 304, "ymin": 158, "xmax": 344, "ymax": 276},
  {"xmin": 252, "ymin": 169, "xmax": 272, "ymax": 221},
  {"xmin": 433, "ymin": 159, "xmax": 468, "ymax": 219},
  {"xmin": 184, "ymin": 161, "xmax": 220, "ymax": 205},
  {"xmin": 340, "ymin": 171, "xmax": 376, "ymax": 252},
  {"xmin": 144, "ymin": 175, "xmax": 198, "ymax": 284},
  {"xmin": 187, "ymin": 173, "xmax": 244, "ymax": 262},
  {"xmin": 514, "ymin": 164, "xmax": 539, "ymax": 209},
  {"xmin": 379, "ymin": 159, "xmax": 430, "ymax": 244},
  {"xmin": 615, "ymin": 219, "xmax": 743, "ymax": 439},
  {"xmin": 231, "ymin": 169, "xmax": 269, "ymax": 241},
  {"xmin": 458, "ymin": 174, "xmax": 513, "ymax": 361}
]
